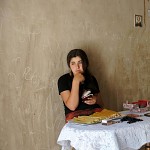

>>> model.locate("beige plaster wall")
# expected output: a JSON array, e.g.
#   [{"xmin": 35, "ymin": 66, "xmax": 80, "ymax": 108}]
[{"xmin": 0, "ymin": 0, "xmax": 150, "ymax": 150}]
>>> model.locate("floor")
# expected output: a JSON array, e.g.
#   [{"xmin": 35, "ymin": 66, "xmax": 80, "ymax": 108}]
[{"xmin": 139, "ymin": 144, "xmax": 150, "ymax": 150}]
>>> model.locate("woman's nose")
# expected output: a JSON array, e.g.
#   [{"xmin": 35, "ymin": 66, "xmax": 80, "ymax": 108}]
[{"xmin": 76, "ymin": 64, "xmax": 80, "ymax": 69}]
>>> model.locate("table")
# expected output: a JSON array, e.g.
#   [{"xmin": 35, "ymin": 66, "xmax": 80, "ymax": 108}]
[{"xmin": 57, "ymin": 111, "xmax": 150, "ymax": 150}]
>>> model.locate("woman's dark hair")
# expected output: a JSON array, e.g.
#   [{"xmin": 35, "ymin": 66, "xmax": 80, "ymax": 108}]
[
  {"xmin": 67, "ymin": 49, "xmax": 94, "ymax": 89},
  {"xmin": 67, "ymin": 49, "xmax": 89, "ymax": 72}
]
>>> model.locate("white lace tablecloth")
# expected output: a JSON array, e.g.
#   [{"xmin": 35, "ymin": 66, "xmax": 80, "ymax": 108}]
[{"xmin": 57, "ymin": 111, "xmax": 150, "ymax": 150}]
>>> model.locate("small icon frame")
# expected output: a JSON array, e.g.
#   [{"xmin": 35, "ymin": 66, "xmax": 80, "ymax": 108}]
[{"xmin": 134, "ymin": 15, "xmax": 142, "ymax": 27}]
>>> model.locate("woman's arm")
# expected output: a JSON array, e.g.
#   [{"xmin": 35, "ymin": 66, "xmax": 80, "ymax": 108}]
[{"xmin": 60, "ymin": 73, "xmax": 85, "ymax": 111}]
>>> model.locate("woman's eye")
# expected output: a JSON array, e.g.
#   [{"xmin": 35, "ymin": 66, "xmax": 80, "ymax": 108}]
[
  {"xmin": 71, "ymin": 62, "xmax": 75, "ymax": 65},
  {"xmin": 78, "ymin": 61, "xmax": 82, "ymax": 65}
]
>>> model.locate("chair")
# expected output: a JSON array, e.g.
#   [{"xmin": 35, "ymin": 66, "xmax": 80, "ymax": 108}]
[{"xmin": 145, "ymin": 143, "xmax": 150, "ymax": 150}]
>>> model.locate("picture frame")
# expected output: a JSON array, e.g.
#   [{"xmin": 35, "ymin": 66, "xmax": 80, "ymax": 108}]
[{"xmin": 134, "ymin": 15, "xmax": 142, "ymax": 27}]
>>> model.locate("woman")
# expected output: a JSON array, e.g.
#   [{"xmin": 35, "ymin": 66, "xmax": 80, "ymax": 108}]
[{"xmin": 58, "ymin": 49, "xmax": 103, "ymax": 122}]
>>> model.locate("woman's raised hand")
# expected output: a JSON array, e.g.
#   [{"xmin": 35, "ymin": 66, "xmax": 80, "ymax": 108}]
[{"xmin": 74, "ymin": 73, "xmax": 85, "ymax": 83}]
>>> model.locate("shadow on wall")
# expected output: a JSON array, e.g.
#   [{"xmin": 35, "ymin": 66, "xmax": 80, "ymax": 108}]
[{"xmin": 85, "ymin": 46, "xmax": 119, "ymax": 111}]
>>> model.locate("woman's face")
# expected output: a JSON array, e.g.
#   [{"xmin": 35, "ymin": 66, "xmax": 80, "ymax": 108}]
[{"xmin": 69, "ymin": 56, "xmax": 84, "ymax": 75}]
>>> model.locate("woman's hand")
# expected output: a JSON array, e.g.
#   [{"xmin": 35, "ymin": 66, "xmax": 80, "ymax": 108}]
[
  {"xmin": 83, "ymin": 95, "xmax": 97, "ymax": 105},
  {"xmin": 73, "ymin": 73, "xmax": 85, "ymax": 83}
]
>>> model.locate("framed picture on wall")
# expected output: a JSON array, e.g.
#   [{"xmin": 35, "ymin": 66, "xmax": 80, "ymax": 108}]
[{"xmin": 134, "ymin": 15, "xmax": 142, "ymax": 27}]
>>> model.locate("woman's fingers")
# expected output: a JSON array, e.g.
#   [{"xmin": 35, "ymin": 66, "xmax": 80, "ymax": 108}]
[{"xmin": 84, "ymin": 99, "xmax": 96, "ymax": 105}]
